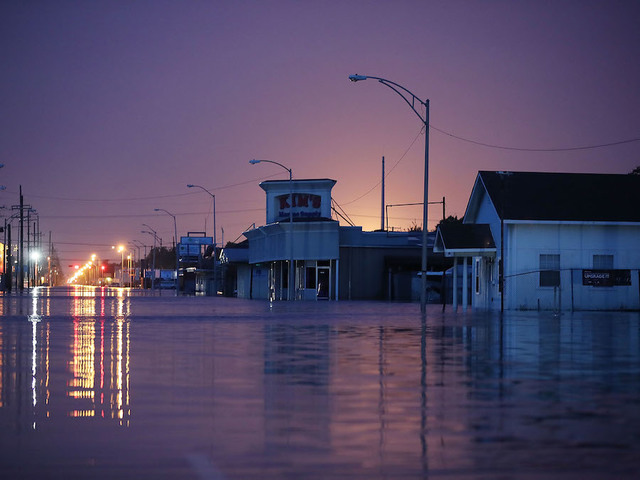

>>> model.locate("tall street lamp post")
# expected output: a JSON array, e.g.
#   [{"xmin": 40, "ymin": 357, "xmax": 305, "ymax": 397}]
[
  {"xmin": 129, "ymin": 241, "xmax": 142, "ymax": 288},
  {"xmin": 349, "ymin": 74, "xmax": 430, "ymax": 313},
  {"xmin": 142, "ymin": 226, "xmax": 160, "ymax": 292},
  {"xmin": 142, "ymin": 224, "xmax": 162, "ymax": 246},
  {"xmin": 90, "ymin": 254, "xmax": 97, "ymax": 285},
  {"xmin": 133, "ymin": 240, "xmax": 146, "ymax": 288},
  {"xmin": 249, "ymin": 159, "xmax": 294, "ymax": 301},
  {"xmin": 187, "ymin": 184, "xmax": 217, "ymax": 295},
  {"xmin": 113, "ymin": 245, "xmax": 125, "ymax": 286},
  {"xmin": 154, "ymin": 208, "xmax": 179, "ymax": 293}
]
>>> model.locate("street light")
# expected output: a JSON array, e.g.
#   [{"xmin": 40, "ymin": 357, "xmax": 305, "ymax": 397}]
[
  {"xmin": 90, "ymin": 254, "xmax": 98, "ymax": 285},
  {"xmin": 349, "ymin": 74, "xmax": 430, "ymax": 313},
  {"xmin": 112, "ymin": 245, "xmax": 125, "ymax": 286},
  {"xmin": 30, "ymin": 250, "xmax": 41, "ymax": 287},
  {"xmin": 128, "ymin": 241, "xmax": 142, "ymax": 288},
  {"xmin": 142, "ymin": 227, "xmax": 161, "ymax": 292},
  {"xmin": 154, "ymin": 208, "xmax": 179, "ymax": 293},
  {"xmin": 249, "ymin": 159, "xmax": 294, "ymax": 300},
  {"xmin": 187, "ymin": 184, "xmax": 217, "ymax": 295},
  {"xmin": 142, "ymin": 224, "xmax": 162, "ymax": 246},
  {"xmin": 132, "ymin": 240, "xmax": 146, "ymax": 288}
]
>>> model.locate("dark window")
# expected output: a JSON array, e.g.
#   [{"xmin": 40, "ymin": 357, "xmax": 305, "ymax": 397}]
[
  {"xmin": 539, "ymin": 254, "xmax": 560, "ymax": 287},
  {"xmin": 593, "ymin": 254, "xmax": 613, "ymax": 269},
  {"xmin": 305, "ymin": 266, "xmax": 316, "ymax": 289}
]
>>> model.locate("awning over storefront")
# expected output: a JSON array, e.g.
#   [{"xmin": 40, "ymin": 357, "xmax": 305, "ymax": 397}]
[
  {"xmin": 433, "ymin": 224, "xmax": 496, "ymax": 257},
  {"xmin": 244, "ymin": 220, "xmax": 340, "ymax": 264}
]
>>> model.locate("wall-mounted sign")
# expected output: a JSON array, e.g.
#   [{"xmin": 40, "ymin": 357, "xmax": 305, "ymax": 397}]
[
  {"xmin": 582, "ymin": 269, "xmax": 631, "ymax": 287},
  {"xmin": 180, "ymin": 236, "xmax": 213, "ymax": 245},
  {"xmin": 276, "ymin": 193, "xmax": 322, "ymax": 221}
]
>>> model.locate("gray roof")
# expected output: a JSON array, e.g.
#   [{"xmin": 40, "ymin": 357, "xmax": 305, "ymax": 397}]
[{"xmin": 477, "ymin": 171, "xmax": 640, "ymax": 222}]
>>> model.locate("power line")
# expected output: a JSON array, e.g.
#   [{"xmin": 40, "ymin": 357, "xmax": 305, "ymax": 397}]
[
  {"xmin": 341, "ymin": 126, "xmax": 423, "ymax": 206},
  {"xmin": 37, "ymin": 207, "xmax": 263, "ymax": 220},
  {"xmin": 7, "ymin": 173, "xmax": 281, "ymax": 202},
  {"xmin": 430, "ymin": 124, "xmax": 640, "ymax": 152},
  {"xmin": 340, "ymin": 124, "xmax": 639, "ymax": 209}
]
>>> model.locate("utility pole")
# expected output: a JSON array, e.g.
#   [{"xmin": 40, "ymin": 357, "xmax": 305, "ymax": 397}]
[
  {"xmin": 13, "ymin": 187, "xmax": 35, "ymax": 292},
  {"xmin": 381, "ymin": 156, "xmax": 385, "ymax": 231},
  {"xmin": 27, "ymin": 211, "xmax": 31, "ymax": 288},
  {"xmin": 49, "ymin": 231, "xmax": 52, "ymax": 286},
  {"xmin": 5, "ymin": 223, "xmax": 11, "ymax": 292},
  {"xmin": 33, "ymin": 218, "xmax": 38, "ymax": 286},
  {"xmin": 19, "ymin": 186, "xmax": 24, "ymax": 292},
  {"xmin": 1, "ymin": 217, "xmax": 5, "ymax": 290}
]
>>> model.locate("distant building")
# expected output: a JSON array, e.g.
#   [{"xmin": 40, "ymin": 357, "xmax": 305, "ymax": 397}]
[
  {"xmin": 435, "ymin": 171, "xmax": 640, "ymax": 311},
  {"xmin": 224, "ymin": 178, "xmax": 446, "ymax": 301}
]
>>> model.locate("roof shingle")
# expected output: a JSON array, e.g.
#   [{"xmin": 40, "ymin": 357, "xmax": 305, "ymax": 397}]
[{"xmin": 479, "ymin": 171, "xmax": 640, "ymax": 222}]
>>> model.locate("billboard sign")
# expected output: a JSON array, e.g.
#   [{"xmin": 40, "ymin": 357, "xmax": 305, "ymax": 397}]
[
  {"xmin": 180, "ymin": 236, "xmax": 213, "ymax": 245},
  {"xmin": 275, "ymin": 193, "xmax": 322, "ymax": 221}
]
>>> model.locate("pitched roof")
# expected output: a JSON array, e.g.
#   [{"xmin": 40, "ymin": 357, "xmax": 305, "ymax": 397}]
[{"xmin": 478, "ymin": 171, "xmax": 640, "ymax": 222}]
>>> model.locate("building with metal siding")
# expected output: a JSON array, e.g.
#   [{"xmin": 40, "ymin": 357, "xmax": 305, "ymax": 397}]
[
  {"xmin": 435, "ymin": 171, "xmax": 640, "ymax": 311},
  {"xmin": 232, "ymin": 178, "xmax": 444, "ymax": 301}
]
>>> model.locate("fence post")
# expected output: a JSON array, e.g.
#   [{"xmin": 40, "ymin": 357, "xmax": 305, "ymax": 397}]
[{"xmin": 570, "ymin": 269, "xmax": 574, "ymax": 312}]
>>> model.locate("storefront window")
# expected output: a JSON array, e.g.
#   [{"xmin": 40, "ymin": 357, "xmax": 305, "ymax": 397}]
[{"xmin": 305, "ymin": 266, "xmax": 316, "ymax": 289}]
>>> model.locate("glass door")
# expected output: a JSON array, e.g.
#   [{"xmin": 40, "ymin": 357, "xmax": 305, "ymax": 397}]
[{"xmin": 317, "ymin": 267, "xmax": 330, "ymax": 300}]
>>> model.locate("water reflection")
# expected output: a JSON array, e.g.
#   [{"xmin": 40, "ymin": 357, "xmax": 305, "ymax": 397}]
[
  {"xmin": 0, "ymin": 287, "xmax": 131, "ymax": 431},
  {"xmin": 0, "ymin": 292, "xmax": 639, "ymax": 479},
  {"xmin": 68, "ymin": 317, "xmax": 130, "ymax": 424},
  {"xmin": 28, "ymin": 291, "xmax": 48, "ymax": 431}
]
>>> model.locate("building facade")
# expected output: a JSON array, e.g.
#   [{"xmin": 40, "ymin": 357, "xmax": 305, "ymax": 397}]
[
  {"xmin": 436, "ymin": 171, "xmax": 640, "ymax": 311},
  {"xmin": 243, "ymin": 179, "xmax": 340, "ymax": 300},
  {"xmin": 235, "ymin": 178, "xmax": 439, "ymax": 301}
]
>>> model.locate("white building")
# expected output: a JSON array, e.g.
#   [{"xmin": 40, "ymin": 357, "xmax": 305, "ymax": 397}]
[
  {"xmin": 435, "ymin": 171, "xmax": 640, "ymax": 311},
  {"xmin": 237, "ymin": 178, "xmax": 434, "ymax": 301},
  {"xmin": 243, "ymin": 179, "xmax": 340, "ymax": 300}
]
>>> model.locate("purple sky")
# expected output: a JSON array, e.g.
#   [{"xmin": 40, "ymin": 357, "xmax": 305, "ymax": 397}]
[{"xmin": 2, "ymin": 1, "xmax": 639, "ymax": 273}]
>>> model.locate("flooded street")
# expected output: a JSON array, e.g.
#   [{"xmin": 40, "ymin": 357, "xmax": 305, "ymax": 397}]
[{"xmin": 1, "ymin": 286, "xmax": 639, "ymax": 479}]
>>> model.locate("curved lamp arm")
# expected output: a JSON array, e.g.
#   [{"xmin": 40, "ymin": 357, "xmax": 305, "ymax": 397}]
[
  {"xmin": 249, "ymin": 159, "xmax": 292, "ymax": 178},
  {"xmin": 349, "ymin": 74, "xmax": 428, "ymax": 125}
]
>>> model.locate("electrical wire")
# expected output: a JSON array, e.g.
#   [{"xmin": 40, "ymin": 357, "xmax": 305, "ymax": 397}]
[
  {"xmin": 341, "ymin": 126, "xmax": 423, "ymax": 206},
  {"xmin": 339, "ymin": 121, "xmax": 639, "ymax": 210},
  {"xmin": 8, "ymin": 173, "xmax": 281, "ymax": 202},
  {"xmin": 430, "ymin": 124, "xmax": 640, "ymax": 152},
  {"xmin": 35, "ymin": 207, "xmax": 263, "ymax": 220}
]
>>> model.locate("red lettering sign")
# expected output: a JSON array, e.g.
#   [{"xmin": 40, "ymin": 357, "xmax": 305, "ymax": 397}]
[{"xmin": 296, "ymin": 194, "xmax": 309, "ymax": 207}]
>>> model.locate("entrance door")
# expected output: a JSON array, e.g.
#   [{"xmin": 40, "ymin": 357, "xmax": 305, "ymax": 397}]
[{"xmin": 317, "ymin": 267, "xmax": 330, "ymax": 300}]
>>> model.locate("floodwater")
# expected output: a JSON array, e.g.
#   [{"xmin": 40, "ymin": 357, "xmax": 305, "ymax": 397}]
[{"xmin": 1, "ymin": 286, "xmax": 639, "ymax": 480}]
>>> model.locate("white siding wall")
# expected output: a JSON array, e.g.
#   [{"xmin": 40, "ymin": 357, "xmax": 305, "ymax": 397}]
[
  {"xmin": 467, "ymin": 193, "xmax": 502, "ymax": 310},
  {"xmin": 506, "ymin": 223, "xmax": 640, "ymax": 310},
  {"xmin": 464, "ymin": 176, "xmax": 640, "ymax": 311}
]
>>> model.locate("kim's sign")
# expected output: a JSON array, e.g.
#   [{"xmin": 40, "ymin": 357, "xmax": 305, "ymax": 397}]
[
  {"xmin": 582, "ymin": 269, "xmax": 631, "ymax": 287},
  {"xmin": 276, "ymin": 193, "xmax": 322, "ymax": 221}
]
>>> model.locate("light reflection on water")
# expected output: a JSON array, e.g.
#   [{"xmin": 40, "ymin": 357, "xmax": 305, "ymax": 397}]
[{"xmin": 0, "ymin": 286, "xmax": 639, "ymax": 479}]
